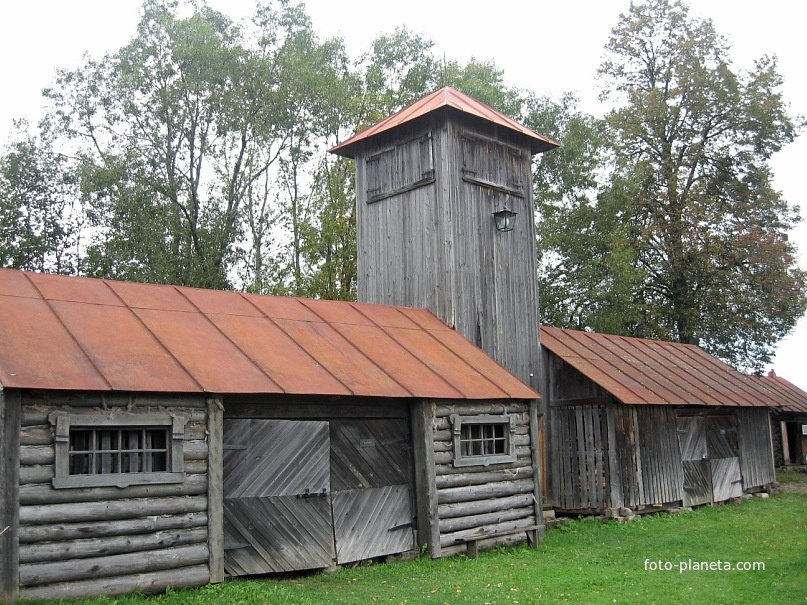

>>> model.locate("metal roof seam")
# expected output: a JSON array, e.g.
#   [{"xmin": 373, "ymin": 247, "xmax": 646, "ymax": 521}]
[
  {"xmin": 606, "ymin": 335, "xmax": 686, "ymax": 404},
  {"xmin": 559, "ymin": 328, "xmax": 650, "ymax": 403},
  {"xmin": 629, "ymin": 337, "xmax": 717, "ymax": 405},
  {"xmin": 349, "ymin": 303, "xmax": 464, "ymax": 398},
  {"xmin": 23, "ymin": 272, "xmax": 113, "ymax": 391},
  {"xmin": 301, "ymin": 300, "xmax": 416, "ymax": 398},
  {"xmin": 100, "ymin": 280, "xmax": 206, "ymax": 393},
  {"xmin": 235, "ymin": 292, "xmax": 358, "ymax": 396},
  {"xmin": 172, "ymin": 287, "xmax": 285, "ymax": 394},
  {"xmin": 418, "ymin": 327, "xmax": 513, "ymax": 399},
  {"xmin": 676, "ymin": 345, "xmax": 761, "ymax": 407}
]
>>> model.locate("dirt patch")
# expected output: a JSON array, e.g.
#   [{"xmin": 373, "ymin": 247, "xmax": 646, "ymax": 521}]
[{"xmin": 776, "ymin": 468, "xmax": 807, "ymax": 494}]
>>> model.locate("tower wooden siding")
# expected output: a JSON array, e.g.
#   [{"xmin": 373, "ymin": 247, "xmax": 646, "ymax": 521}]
[{"xmin": 355, "ymin": 113, "xmax": 542, "ymax": 392}]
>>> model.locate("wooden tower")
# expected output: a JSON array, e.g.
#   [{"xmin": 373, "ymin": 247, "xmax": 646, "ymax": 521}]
[{"xmin": 330, "ymin": 87, "xmax": 558, "ymax": 392}]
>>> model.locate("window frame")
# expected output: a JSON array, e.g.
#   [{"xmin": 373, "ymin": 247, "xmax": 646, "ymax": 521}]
[
  {"xmin": 48, "ymin": 411, "xmax": 187, "ymax": 489},
  {"xmin": 450, "ymin": 413, "xmax": 517, "ymax": 468}
]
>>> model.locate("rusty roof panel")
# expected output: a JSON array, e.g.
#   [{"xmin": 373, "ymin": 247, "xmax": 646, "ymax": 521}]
[
  {"xmin": 348, "ymin": 302, "xmax": 421, "ymax": 330},
  {"xmin": 0, "ymin": 269, "xmax": 536, "ymax": 400},
  {"xmin": 425, "ymin": 327, "xmax": 539, "ymax": 399},
  {"xmin": 134, "ymin": 308, "xmax": 282, "ymax": 394},
  {"xmin": 331, "ymin": 323, "xmax": 462, "ymax": 399},
  {"xmin": 0, "ymin": 296, "xmax": 109, "ymax": 390},
  {"xmin": 26, "ymin": 271, "xmax": 123, "ymax": 306},
  {"xmin": 243, "ymin": 293, "xmax": 323, "ymax": 322},
  {"xmin": 50, "ymin": 300, "xmax": 200, "ymax": 392},
  {"xmin": 206, "ymin": 313, "xmax": 351, "ymax": 396},
  {"xmin": 273, "ymin": 318, "xmax": 411, "ymax": 397},
  {"xmin": 0, "ymin": 268, "xmax": 40, "ymax": 298},
  {"xmin": 299, "ymin": 298, "xmax": 375, "ymax": 326},
  {"xmin": 540, "ymin": 326, "xmax": 782, "ymax": 408},
  {"xmin": 178, "ymin": 287, "xmax": 264, "ymax": 317},
  {"xmin": 329, "ymin": 87, "xmax": 559, "ymax": 158},
  {"xmin": 761, "ymin": 374, "xmax": 807, "ymax": 413},
  {"xmin": 106, "ymin": 280, "xmax": 197, "ymax": 312},
  {"xmin": 387, "ymin": 327, "xmax": 509, "ymax": 400}
]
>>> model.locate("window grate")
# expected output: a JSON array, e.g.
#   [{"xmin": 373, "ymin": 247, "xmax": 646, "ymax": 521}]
[{"xmin": 68, "ymin": 428, "xmax": 169, "ymax": 476}]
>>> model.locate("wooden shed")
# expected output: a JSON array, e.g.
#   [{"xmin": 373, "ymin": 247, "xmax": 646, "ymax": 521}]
[
  {"xmin": 538, "ymin": 326, "xmax": 788, "ymax": 514},
  {"xmin": 761, "ymin": 371, "xmax": 807, "ymax": 466},
  {"xmin": 0, "ymin": 268, "xmax": 543, "ymax": 601}
]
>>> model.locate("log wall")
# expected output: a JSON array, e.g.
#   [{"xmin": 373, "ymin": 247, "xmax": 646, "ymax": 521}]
[
  {"xmin": 16, "ymin": 392, "xmax": 212, "ymax": 600},
  {"xmin": 422, "ymin": 400, "xmax": 541, "ymax": 557}
]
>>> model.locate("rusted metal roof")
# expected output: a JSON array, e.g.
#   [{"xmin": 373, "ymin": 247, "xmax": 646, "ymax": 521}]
[
  {"xmin": 0, "ymin": 268, "xmax": 538, "ymax": 400},
  {"xmin": 540, "ymin": 326, "xmax": 785, "ymax": 408},
  {"xmin": 329, "ymin": 86, "xmax": 559, "ymax": 158},
  {"xmin": 760, "ymin": 371, "xmax": 807, "ymax": 414}
]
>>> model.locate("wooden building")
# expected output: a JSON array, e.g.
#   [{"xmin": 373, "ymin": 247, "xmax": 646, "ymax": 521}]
[
  {"xmin": 761, "ymin": 371, "xmax": 807, "ymax": 466},
  {"xmin": 0, "ymin": 268, "xmax": 543, "ymax": 601},
  {"xmin": 540, "ymin": 326, "xmax": 783, "ymax": 514},
  {"xmin": 330, "ymin": 86, "xmax": 558, "ymax": 395}
]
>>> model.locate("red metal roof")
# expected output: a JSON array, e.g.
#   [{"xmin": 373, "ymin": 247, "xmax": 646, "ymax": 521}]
[
  {"xmin": 329, "ymin": 86, "xmax": 559, "ymax": 158},
  {"xmin": 760, "ymin": 372, "xmax": 807, "ymax": 414},
  {"xmin": 0, "ymin": 268, "xmax": 537, "ymax": 400},
  {"xmin": 540, "ymin": 326, "xmax": 785, "ymax": 408}
]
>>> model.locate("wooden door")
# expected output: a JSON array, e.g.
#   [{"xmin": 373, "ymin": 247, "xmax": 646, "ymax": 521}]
[
  {"xmin": 676, "ymin": 416, "xmax": 712, "ymax": 507},
  {"xmin": 223, "ymin": 419, "xmax": 336, "ymax": 575},
  {"xmin": 329, "ymin": 419, "xmax": 415, "ymax": 563},
  {"xmin": 706, "ymin": 415, "xmax": 742, "ymax": 501}
]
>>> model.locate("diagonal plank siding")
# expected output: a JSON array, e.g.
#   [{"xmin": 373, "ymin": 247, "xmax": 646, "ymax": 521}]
[
  {"xmin": 223, "ymin": 419, "xmax": 335, "ymax": 575},
  {"xmin": 332, "ymin": 485, "xmax": 413, "ymax": 564}
]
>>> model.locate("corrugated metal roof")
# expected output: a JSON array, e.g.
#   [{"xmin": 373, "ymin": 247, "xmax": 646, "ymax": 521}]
[
  {"xmin": 329, "ymin": 86, "xmax": 560, "ymax": 158},
  {"xmin": 0, "ymin": 268, "xmax": 538, "ymax": 400},
  {"xmin": 760, "ymin": 372, "xmax": 807, "ymax": 414},
  {"xmin": 540, "ymin": 326, "xmax": 783, "ymax": 408}
]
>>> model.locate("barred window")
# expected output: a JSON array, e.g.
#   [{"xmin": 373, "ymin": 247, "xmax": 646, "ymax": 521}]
[
  {"xmin": 451, "ymin": 413, "xmax": 516, "ymax": 467},
  {"xmin": 68, "ymin": 427, "xmax": 169, "ymax": 476},
  {"xmin": 49, "ymin": 412, "xmax": 187, "ymax": 488}
]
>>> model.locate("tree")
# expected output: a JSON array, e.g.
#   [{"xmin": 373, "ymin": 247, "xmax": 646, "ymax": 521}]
[
  {"xmin": 548, "ymin": 0, "xmax": 806, "ymax": 371},
  {"xmin": 0, "ymin": 124, "xmax": 81, "ymax": 273}
]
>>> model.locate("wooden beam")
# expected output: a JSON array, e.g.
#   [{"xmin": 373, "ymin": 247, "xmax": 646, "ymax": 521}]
[
  {"xmin": 1, "ymin": 388, "xmax": 21, "ymax": 602},
  {"xmin": 410, "ymin": 400, "xmax": 440, "ymax": 557},
  {"xmin": 528, "ymin": 399, "xmax": 544, "ymax": 548},
  {"xmin": 605, "ymin": 403, "xmax": 624, "ymax": 510},
  {"xmin": 206, "ymin": 398, "xmax": 224, "ymax": 584}
]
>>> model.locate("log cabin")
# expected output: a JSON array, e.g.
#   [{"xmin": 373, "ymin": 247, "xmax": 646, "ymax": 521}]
[{"xmin": 0, "ymin": 268, "xmax": 543, "ymax": 600}]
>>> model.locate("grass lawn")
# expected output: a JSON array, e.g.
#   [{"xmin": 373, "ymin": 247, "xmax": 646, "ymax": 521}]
[{"xmin": 21, "ymin": 481, "xmax": 807, "ymax": 605}]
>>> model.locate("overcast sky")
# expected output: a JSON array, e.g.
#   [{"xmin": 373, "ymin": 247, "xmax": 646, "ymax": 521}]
[{"xmin": 1, "ymin": 0, "xmax": 805, "ymax": 387}]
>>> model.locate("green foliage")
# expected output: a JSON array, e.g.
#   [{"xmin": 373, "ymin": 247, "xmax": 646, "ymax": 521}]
[
  {"xmin": 0, "ymin": 124, "xmax": 80, "ymax": 273},
  {"xmin": 543, "ymin": 0, "xmax": 806, "ymax": 372}
]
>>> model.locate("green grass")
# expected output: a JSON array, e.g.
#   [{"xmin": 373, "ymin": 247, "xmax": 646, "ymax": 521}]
[{"xmin": 21, "ymin": 493, "xmax": 806, "ymax": 605}]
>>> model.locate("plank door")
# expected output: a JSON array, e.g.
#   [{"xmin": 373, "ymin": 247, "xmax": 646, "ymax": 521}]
[
  {"xmin": 706, "ymin": 415, "xmax": 742, "ymax": 501},
  {"xmin": 223, "ymin": 419, "xmax": 336, "ymax": 575},
  {"xmin": 329, "ymin": 419, "xmax": 415, "ymax": 564},
  {"xmin": 676, "ymin": 416, "xmax": 712, "ymax": 507}
]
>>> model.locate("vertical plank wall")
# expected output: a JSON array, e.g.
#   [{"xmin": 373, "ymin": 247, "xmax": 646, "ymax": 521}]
[
  {"xmin": 355, "ymin": 117, "xmax": 542, "ymax": 394},
  {"xmin": 427, "ymin": 400, "xmax": 541, "ymax": 557},
  {"xmin": 737, "ymin": 408, "xmax": 776, "ymax": 489},
  {"xmin": 16, "ymin": 393, "xmax": 212, "ymax": 600}
]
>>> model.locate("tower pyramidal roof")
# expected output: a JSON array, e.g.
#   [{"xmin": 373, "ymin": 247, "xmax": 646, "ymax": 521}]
[{"xmin": 329, "ymin": 86, "xmax": 560, "ymax": 158}]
